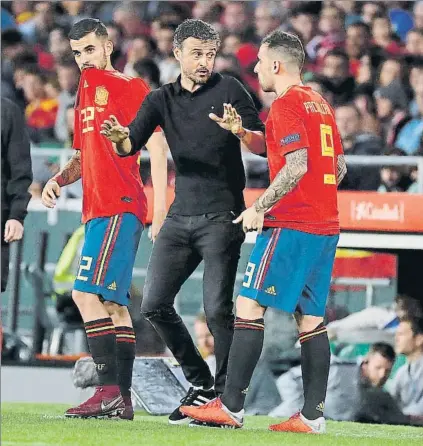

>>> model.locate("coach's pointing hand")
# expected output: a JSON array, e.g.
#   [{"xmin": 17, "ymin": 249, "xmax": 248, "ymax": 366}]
[
  {"xmin": 233, "ymin": 206, "xmax": 264, "ymax": 234},
  {"xmin": 209, "ymin": 103, "xmax": 244, "ymax": 136}
]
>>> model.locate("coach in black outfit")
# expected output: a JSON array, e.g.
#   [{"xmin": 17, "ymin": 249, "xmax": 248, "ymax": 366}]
[
  {"xmin": 1, "ymin": 97, "xmax": 33, "ymax": 293},
  {"xmin": 101, "ymin": 19, "xmax": 265, "ymax": 424}
]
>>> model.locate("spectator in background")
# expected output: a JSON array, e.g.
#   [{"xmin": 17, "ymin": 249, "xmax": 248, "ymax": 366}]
[
  {"xmin": 105, "ymin": 22, "xmax": 126, "ymax": 72},
  {"xmin": 413, "ymin": 1, "xmax": 423, "ymax": 31},
  {"xmin": 254, "ymin": 1, "xmax": 283, "ymax": 40},
  {"xmin": 378, "ymin": 57, "xmax": 405, "ymax": 88},
  {"xmin": 356, "ymin": 48, "xmax": 386, "ymax": 89},
  {"xmin": 389, "ymin": 318, "xmax": 423, "ymax": 417},
  {"xmin": 335, "ymin": 103, "xmax": 382, "ymax": 190},
  {"xmin": 155, "ymin": 22, "xmax": 180, "ymax": 84},
  {"xmin": 133, "ymin": 58, "xmax": 161, "ymax": 90},
  {"xmin": 44, "ymin": 72, "xmax": 61, "ymax": 99},
  {"xmin": 345, "ymin": 22, "xmax": 372, "ymax": 76},
  {"xmin": 220, "ymin": 33, "xmax": 242, "ymax": 56},
  {"xmin": 405, "ymin": 28, "xmax": 423, "ymax": 56},
  {"xmin": 360, "ymin": 1, "xmax": 386, "ymax": 25},
  {"xmin": 289, "ymin": 5, "xmax": 317, "ymax": 52},
  {"xmin": 192, "ymin": 1, "xmax": 224, "ymax": 31},
  {"xmin": 374, "ymin": 80, "xmax": 409, "ymax": 147},
  {"xmin": 308, "ymin": 5, "xmax": 345, "ymax": 66},
  {"xmin": 214, "ymin": 53, "xmax": 242, "ymax": 75},
  {"xmin": 371, "ymin": 14, "xmax": 403, "ymax": 55},
  {"xmin": 19, "ymin": 1, "xmax": 57, "ymax": 46},
  {"xmin": 222, "ymin": 1, "xmax": 255, "ymax": 43},
  {"xmin": 48, "ymin": 26, "xmax": 71, "ymax": 61},
  {"xmin": 11, "ymin": 1, "xmax": 34, "ymax": 26},
  {"xmin": 60, "ymin": 1, "xmax": 89, "ymax": 26},
  {"xmin": 124, "ymin": 35, "xmax": 155, "ymax": 77},
  {"xmin": 54, "ymin": 57, "xmax": 79, "ymax": 144},
  {"xmin": 378, "ymin": 165, "xmax": 404, "ymax": 193},
  {"xmin": 22, "ymin": 65, "xmax": 58, "ymax": 144},
  {"xmin": 321, "ymin": 49, "xmax": 355, "ymax": 105},
  {"xmin": 112, "ymin": 2, "xmax": 148, "ymax": 40},
  {"xmin": 395, "ymin": 65, "xmax": 423, "ymax": 154}
]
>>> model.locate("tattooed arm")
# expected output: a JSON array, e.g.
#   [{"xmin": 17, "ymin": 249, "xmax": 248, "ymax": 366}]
[
  {"xmin": 41, "ymin": 150, "xmax": 81, "ymax": 208},
  {"xmin": 254, "ymin": 148, "xmax": 308, "ymax": 213},
  {"xmin": 234, "ymin": 148, "xmax": 308, "ymax": 233},
  {"xmin": 52, "ymin": 150, "xmax": 81, "ymax": 186},
  {"xmin": 336, "ymin": 154, "xmax": 347, "ymax": 186}
]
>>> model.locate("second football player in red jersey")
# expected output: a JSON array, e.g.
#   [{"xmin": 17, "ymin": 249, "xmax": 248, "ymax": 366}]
[
  {"xmin": 181, "ymin": 31, "xmax": 347, "ymax": 432},
  {"xmin": 41, "ymin": 19, "xmax": 168, "ymax": 420}
]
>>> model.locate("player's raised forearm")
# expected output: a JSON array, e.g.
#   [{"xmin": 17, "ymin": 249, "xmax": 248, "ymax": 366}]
[
  {"xmin": 236, "ymin": 129, "xmax": 266, "ymax": 155},
  {"xmin": 146, "ymin": 132, "xmax": 168, "ymax": 213},
  {"xmin": 254, "ymin": 148, "xmax": 308, "ymax": 213},
  {"xmin": 336, "ymin": 154, "xmax": 347, "ymax": 186},
  {"xmin": 52, "ymin": 151, "xmax": 81, "ymax": 186}
]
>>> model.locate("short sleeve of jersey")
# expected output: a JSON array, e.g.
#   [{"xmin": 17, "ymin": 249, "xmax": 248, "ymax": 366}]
[
  {"xmin": 272, "ymin": 103, "xmax": 309, "ymax": 157},
  {"xmin": 333, "ymin": 123, "xmax": 344, "ymax": 156}
]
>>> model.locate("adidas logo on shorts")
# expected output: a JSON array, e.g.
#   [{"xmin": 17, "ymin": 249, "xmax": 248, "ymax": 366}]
[
  {"xmin": 107, "ymin": 281, "xmax": 117, "ymax": 291},
  {"xmin": 264, "ymin": 285, "xmax": 277, "ymax": 295}
]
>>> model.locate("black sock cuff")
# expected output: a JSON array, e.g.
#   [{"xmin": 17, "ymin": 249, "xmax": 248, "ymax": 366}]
[
  {"xmin": 299, "ymin": 323, "xmax": 327, "ymax": 344},
  {"xmin": 234, "ymin": 317, "xmax": 265, "ymax": 331},
  {"xmin": 115, "ymin": 326, "xmax": 136, "ymax": 344},
  {"xmin": 84, "ymin": 318, "xmax": 115, "ymax": 338}
]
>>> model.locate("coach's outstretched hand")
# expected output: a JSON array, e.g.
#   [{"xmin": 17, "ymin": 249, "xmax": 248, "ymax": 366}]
[
  {"xmin": 41, "ymin": 180, "xmax": 61, "ymax": 209},
  {"xmin": 209, "ymin": 103, "xmax": 244, "ymax": 135},
  {"xmin": 233, "ymin": 206, "xmax": 264, "ymax": 234},
  {"xmin": 100, "ymin": 115, "xmax": 129, "ymax": 144}
]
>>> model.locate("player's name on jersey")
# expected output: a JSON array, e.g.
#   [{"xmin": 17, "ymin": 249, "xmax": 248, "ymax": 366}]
[{"xmin": 304, "ymin": 101, "xmax": 331, "ymax": 115}]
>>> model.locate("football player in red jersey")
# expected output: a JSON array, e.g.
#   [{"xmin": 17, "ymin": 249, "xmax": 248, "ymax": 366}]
[
  {"xmin": 181, "ymin": 30, "xmax": 347, "ymax": 433},
  {"xmin": 41, "ymin": 19, "xmax": 168, "ymax": 420}
]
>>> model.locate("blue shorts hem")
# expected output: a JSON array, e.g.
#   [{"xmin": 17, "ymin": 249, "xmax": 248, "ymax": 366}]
[{"xmin": 73, "ymin": 282, "xmax": 129, "ymax": 306}]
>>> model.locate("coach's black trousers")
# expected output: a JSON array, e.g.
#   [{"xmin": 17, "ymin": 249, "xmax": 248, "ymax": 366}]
[{"xmin": 141, "ymin": 212, "xmax": 245, "ymax": 394}]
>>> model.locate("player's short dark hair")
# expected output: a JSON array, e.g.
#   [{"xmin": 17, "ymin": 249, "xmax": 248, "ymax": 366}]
[
  {"xmin": 68, "ymin": 18, "xmax": 108, "ymax": 41},
  {"xmin": 261, "ymin": 30, "xmax": 305, "ymax": 70},
  {"xmin": 369, "ymin": 342, "xmax": 396, "ymax": 363},
  {"xmin": 173, "ymin": 19, "xmax": 220, "ymax": 49}
]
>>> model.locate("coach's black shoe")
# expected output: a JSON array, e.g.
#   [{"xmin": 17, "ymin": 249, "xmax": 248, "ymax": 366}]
[{"xmin": 168, "ymin": 387, "xmax": 216, "ymax": 425}]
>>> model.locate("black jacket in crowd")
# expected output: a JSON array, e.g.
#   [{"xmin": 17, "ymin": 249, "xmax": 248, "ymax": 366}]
[{"xmin": 1, "ymin": 97, "xmax": 33, "ymax": 231}]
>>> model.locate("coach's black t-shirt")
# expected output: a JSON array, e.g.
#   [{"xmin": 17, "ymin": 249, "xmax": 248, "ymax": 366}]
[{"xmin": 127, "ymin": 73, "xmax": 264, "ymax": 215}]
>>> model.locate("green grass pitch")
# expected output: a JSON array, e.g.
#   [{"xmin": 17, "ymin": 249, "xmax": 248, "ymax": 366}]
[{"xmin": 2, "ymin": 403, "xmax": 422, "ymax": 446}]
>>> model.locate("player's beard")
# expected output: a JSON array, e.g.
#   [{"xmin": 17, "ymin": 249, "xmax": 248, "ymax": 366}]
[{"xmin": 98, "ymin": 50, "xmax": 108, "ymax": 70}]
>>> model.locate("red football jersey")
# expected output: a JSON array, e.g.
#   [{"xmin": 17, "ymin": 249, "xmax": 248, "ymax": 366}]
[
  {"xmin": 73, "ymin": 68, "xmax": 156, "ymax": 224},
  {"xmin": 263, "ymin": 85, "xmax": 343, "ymax": 235}
]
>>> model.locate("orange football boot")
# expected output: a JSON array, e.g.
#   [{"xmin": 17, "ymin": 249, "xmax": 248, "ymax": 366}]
[
  {"xmin": 269, "ymin": 412, "xmax": 326, "ymax": 434},
  {"xmin": 180, "ymin": 397, "xmax": 243, "ymax": 428}
]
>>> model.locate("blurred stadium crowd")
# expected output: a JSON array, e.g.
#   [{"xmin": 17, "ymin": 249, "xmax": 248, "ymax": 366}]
[{"xmin": 1, "ymin": 0, "xmax": 423, "ymax": 196}]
